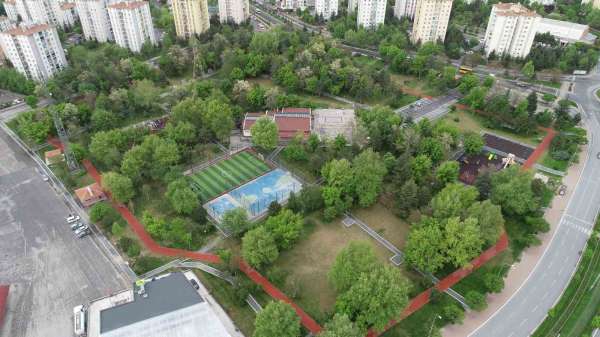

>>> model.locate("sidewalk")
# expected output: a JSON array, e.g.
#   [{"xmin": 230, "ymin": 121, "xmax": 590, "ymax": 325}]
[{"xmin": 442, "ymin": 141, "xmax": 589, "ymax": 337}]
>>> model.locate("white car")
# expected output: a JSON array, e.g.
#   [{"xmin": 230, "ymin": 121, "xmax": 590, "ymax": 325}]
[
  {"xmin": 74, "ymin": 225, "xmax": 89, "ymax": 236},
  {"xmin": 70, "ymin": 222, "xmax": 84, "ymax": 230},
  {"xmin": 66, "ymin": 214, "xmax": 80, "ymax": 223}
]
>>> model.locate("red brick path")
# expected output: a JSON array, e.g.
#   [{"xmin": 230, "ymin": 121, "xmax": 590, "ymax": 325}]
[
  {"xmin": 0, "ymin": 285, "xmax": 9, "ymax": 330},
  {"xmin": 522, "ymin": 128, "xmax": 557, "ymax": 170},
  {"xmin": 81, "ymin": 159, "xmax": 323, "ymax": 334}
]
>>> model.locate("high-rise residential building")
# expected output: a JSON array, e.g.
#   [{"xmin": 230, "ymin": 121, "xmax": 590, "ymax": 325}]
[
  {"xmin": 278, "ymin": 0, "xmax": 305, "ymax": 10},
  {"xmin": 582, "ymin": 0, "xmax": 600, "ymax": 9},
  {"xmin": 74, "ymin": 0, "xmax": 114, "ymax": 42},
  {"xmin": 0, "ymin": 16, "xmax": 14, "ymax": 31},
  {"xmin": 348, "ymin": 0, "xmax": 357, "ymax": 12},
  {"xmin": 394, "ymin": 0, "xmax": 416, "ymax": 19},
  {"xmin": 218, "ymin": 0, "xmax": 249, "ymax": 24},
  {"xmin": 483, "ymin": 2, "xmax": 540, "ymax": 58},
  {"xmin": 0, "ymin": 23, "xmax": 68, "ymax": 81},
  {"xmin": 171, "ymin": 0, "xmax": 210, "ymax": 38},
  {"xmin": 59, "ymin": 2, "xmax": 78, "ymax": 27},
  {"xmin": 6, "ymin": 0, "xmax": 75, "ymax": 28},
  {"xmin": 3, "ymin": 0, "xmax": 19, "ymax": 21},
  {"xmin": 315, "ymin": 0, "xmax": 338, "ymax": 19},
  {"xmin": 357, "ymin": 0, "xmax": 386, "ymax": 28},
  {"xmin": 107, "ymin": 1, "xmax": 156, "ymax": 52},
  {"xmin": 411, "ymin": 0, "xmax": 453, "ymax": 44}
]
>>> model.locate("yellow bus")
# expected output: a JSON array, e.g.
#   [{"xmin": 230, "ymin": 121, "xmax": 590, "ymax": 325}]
[{"xmin": 459, "ymin": 66, "xmax": 473, "ymax": 75}]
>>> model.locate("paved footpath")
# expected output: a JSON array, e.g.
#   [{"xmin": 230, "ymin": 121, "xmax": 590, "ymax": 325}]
[{"xmin": 442, "ymin": 141, "xmax": 590, "ymax": 337}]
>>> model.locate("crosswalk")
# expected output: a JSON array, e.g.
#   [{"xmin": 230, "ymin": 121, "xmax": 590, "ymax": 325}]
[{"xmin": 562, "ymin": 215, "xmax": 593, "ymax": 236}]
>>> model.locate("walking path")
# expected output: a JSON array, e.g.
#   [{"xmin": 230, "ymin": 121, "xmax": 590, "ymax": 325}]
[
  {"xmin": 80, "ymin": 159, "xmax": 323, "ymax": 335},
  {"xmin": 0, "ymin": 285, "xmax": 8, "ymax": 330},
  {"xmin": 522, "ymin": 128, "xmax": 557, "ymax": 169}
]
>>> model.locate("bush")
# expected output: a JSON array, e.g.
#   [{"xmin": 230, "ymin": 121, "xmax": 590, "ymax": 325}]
[
  {"xmin": 133, "ymin": 255, "xmax": 164, "ymax": 274},
  {"xmin": 89, "ymin": 202, "xmax": 120, "ymax": 230},
  {"xmin": 483, "ymin": 272, "xmax": 504, "ymax": 293},
  {"xmin": 118, "ymin": 236, "xmax": 135, "ymax": 252},
  {"xmin": 111, "ymin": 221, "xmax": 125, "ymax": 236},
  {"xmin": 126, "ymin": 242, "xmax": 141, "ymax": 258},
  {"xmin": 465, "ymin": 290, "xmax": 488, "ymax": 311},
  {"xmin": 442, "ymin": 304, "xmax": 464, "ymax": 324}
]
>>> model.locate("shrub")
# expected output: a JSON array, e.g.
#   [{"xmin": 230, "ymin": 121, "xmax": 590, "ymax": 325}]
[
  {"xmin": 126, "ymin": 242, "xmax": 141, "ymax": 258},
  {"xmin": 465, "ymin": 290, "xmax": 488, "ymax": 311},
  {"xmin": 89, "ymin": 202, "xmax": 120, "ymax": 230},
  {"xmin": 133, "ymin": 256, "xmax": 164, "ymax": 274}
]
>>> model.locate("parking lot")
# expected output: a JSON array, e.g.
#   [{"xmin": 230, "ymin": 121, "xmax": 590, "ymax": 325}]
[
  {"xmin": 0, "ymin": 130, "xmax": 132, "ymax": 337},
  {"xmin": 396, "ymin": 91, "xmax": 462, "ymax": 122},
  {"xmin": 0, "ymin": 90, "xmax": 23, "ymax": 109}
]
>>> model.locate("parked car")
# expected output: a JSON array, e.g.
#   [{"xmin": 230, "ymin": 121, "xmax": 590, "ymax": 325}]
[
  {"xmin": 70, "ymin": 222, "xmax": 84, "ymax": 230},
  {"xmin": 76, "ymin": 229, "xmax": 90, "ymax": 238},
  {"xmin": 41, "ymin": 174, "xmax": 49, "ymax": 182},
  {"xmin": 74, "ymin": 225, "xmax": 89, "ymax": 236},
  {"xmin": 189, "ymin": 279, "xmax": 200, "ymax": 290},
  {"xmin": 66, "ymin": 214, "xmax": 80, "ymax": 223}
]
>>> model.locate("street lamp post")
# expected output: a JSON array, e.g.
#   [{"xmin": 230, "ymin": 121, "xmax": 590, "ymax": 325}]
[{"xmin": 428, "ymin": 315, "xmax": 442, "ymax": 337}]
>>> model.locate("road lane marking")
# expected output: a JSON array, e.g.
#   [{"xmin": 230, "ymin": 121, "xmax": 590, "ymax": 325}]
[
  {"xmin": 519, "ymin": 319, "xmax": 528, "ymax": 327},
  {"xmin": 542, "ymin": 292, "xmax": 549, "ymax": 300},
  {"xmin": 532, "ymin": 305, "xmax": 539, "ymax": 312}
]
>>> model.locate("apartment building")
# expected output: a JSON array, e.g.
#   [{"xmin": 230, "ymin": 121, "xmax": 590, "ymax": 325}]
[
  {"xmin": 394, "ymin": 0, "xmax": 416, "ymax": 19},
  {"xmin": 348, "ymin": 0, "xmax": 357, "ymax": 12},
  {"xmin": 411, "ymin": 0, "xmax": 452, "ymax": 43},
  {"xmin": 357, "ymin": 0, "xmax": 386, "ymax": 28},
  {"xmin": 483, "ymin": 2, "xmax": 540, "ymax": 58},
  {"xmin": 315, "ymin": 0, "xmax": 338, "ymax": 20},
  {"xmin": 107, "ymin": 1, "xmax": 156, "ymax": 52},
  {"xmin": 0, "ymin": 23, "xmax": 67, "ymax": 81},
  {"xmin": 75, "ymin": 0, "xmax": 114, "ymax": 42},
  {"xmin": 0, "ymin": 16, "xmax": 14, "ymax": 31},
  {"xmin": 3, "ymin": 0, "xmax": 19, "ymax": 21},
  {"xmin": 172, "ymin": 0, "xmax": 210, "ymax": 38},
  {"xmin": 278, "ymin": 0, "xmax": 305, "ymax": 10},
  {"xmin": 218, "ymin": 0, "xmax": 249, "ymax": 24},
  {"xmin": 582, "ymin": 0, "xmax": 600, "ymax": 9}
]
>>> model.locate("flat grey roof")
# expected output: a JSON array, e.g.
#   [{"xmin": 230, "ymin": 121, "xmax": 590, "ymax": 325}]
[{"xmin": 100, "ymin": 272, "xmax": 203, "ymax": 334}]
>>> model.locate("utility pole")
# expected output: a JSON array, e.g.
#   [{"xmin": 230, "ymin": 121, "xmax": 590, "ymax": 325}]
[{"xmin": 50, "ymin": 106, "xmax": 80, "ymax": 172}]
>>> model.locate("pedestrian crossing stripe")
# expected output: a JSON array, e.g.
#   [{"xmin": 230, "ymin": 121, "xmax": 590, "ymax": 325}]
[{"xmin": 563, "ymin": 219, "xmax": 592, "ymax": 236}]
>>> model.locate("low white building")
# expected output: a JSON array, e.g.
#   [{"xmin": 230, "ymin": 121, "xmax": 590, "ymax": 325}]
[
  {"xmin": 0, "ymin": 23, "xmax": 68, "ymax": 81},
  {"xmin": 107, "ymin": 1, "xmax": 156, "ymax": 53},
  {"xmin": 536, "ymin": 18, "xmax": 596, "ymax": 45},
  {"xmin": 75, "ymin": 0, "xmax": 114, "ymax": 42},
  {"xmin": 86, "ymin": 271, "xmax": 242, "ymax": 337},
  {"xmin": 357, "ymin": 0, "xmax": 386, "ymax": 28},
  {"xmin": 315, "ymin": 0, "xmax": 338, "ymax": 20}
]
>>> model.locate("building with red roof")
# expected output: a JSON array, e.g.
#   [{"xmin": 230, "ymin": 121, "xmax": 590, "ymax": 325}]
[{"xmin": 242, "ymin": 108, "xmax": 312, "ymax": 140}]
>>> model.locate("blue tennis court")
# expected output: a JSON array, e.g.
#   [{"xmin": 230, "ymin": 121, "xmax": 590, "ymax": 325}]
[{"xmin": 205, "ymin": 169, "xmax": 302, "ymax": 222}]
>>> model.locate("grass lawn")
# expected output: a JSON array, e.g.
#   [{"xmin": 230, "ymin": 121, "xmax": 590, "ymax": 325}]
[
  {"xmin": 352, "ymin": 203, "xmax": 411, "ymax": 250},
  {"xmin": 189, "ymin": 151, "xmax": 270, "ymax": 202},
  {"xmin": 596, "ymin": 89, "xmax": 600, "ymax": 99},
  {"xmin": 278, "ymin": 156, "xmax": 319, "ymax": 184},
  {"xmin": 533, "ymin": 219, "xmax": 600, "ymax": 337},
  {"xmin": 390, "ymin": 74, "xmax": 438, "ymax": 98},
  {"xmin": 442, "ymin": 109, "xmax": 542, "ymax": 146},
  {"xmin": 270, "ymin": 206, "xmax": 423, "ymax": 323},
  {"xmin": 540, "ymin": 151, "xmax": 569, "ymax": 172},
  {"xmin": 247, "ymin": 78, "xmax": 353, "ymax": 108}
]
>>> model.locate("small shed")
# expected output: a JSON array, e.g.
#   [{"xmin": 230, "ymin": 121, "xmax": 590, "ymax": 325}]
[
  {"xmin": 75, "ymin": 183, "xmax": 107, "ymax": 208},
  {"xmin": 44, "ymin": 149, "xmax": 64, "ymax": 165}
]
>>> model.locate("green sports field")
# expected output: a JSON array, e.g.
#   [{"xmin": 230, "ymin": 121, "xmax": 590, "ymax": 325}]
[{"xmin": 189, "ymin": 151, "xmax": 271, "ymax": 201}]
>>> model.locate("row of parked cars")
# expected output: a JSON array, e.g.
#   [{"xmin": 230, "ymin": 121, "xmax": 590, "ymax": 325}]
[{"xmin": 66, "ymin": 214, "xmax": 90, "ymax": 238}]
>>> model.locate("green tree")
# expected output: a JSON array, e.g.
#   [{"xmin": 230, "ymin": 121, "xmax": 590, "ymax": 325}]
[
  {"xmin": 431, "ymin": 183, "xmax": 479, "ymax": 219},
  {"xmin": 465, "ymin": 291, "xmax": 487, "ymax": 311},
  {"xmin": 352, "ymin": 149, "xmax": 387, "ymax": 207},
  {"xmin": 491, "ymin": 166, "xmax": 538, "ymax": 216},
  {"xmin": 264, "ymin": 209, "xmax": 304, "ymax": 249},
  {"xmin": 89, "ymin": 130, "xmax": 126, "ymax": 168},
  {"xmin": 319, "ymin": 314, "xmax": 363, "ymax": 337},
  {"xmin": 521, "ymin": 60, "xmax": 535, "ymax": 79},
  {"xmin": 463, "ymin": 132, "xmax": 484, "ymax": 155},
  {"xmin": 467, "ymin": 200, "xmax": 504, "ymax": 245},
  {"xmin": 410, "ymin": 154, "xmax": 432, "ymax": 183},
  {"xmin": 405, "ymin": 220, "xmax": 446, "ymax": 273},
  {"xmin": 165, "ymin": 178, "xmax": 199, "ymax": 215},
  {"xmin": 221, "ymin": 208, "xmax": 249, "ymax": 236},
  {"xmin": 321, "ymin": 158, "xmax": 354, "ymax": 220},
  {"xmin": 253, "ymin": 301, "xmax": 301, "ymax": 337},
  {"xmin": 464, "ymin": 86, "xmax": 487, "ymax": 110},
  {"xmin": 436, "ymin": 161, "xmax": 460, "ymax": 185},
  {"xmin": 458, "ymin": 74, "xmax": 480, "ymax": 94},
  {"xmin": 526, "ymin": 91, "xmax": 537, "ymax": 114},
  {"xmin": 483, "ymin": 273, "xmax": 504, "ymax": 293},
  {"xmin": 251, "ymin": 116, "xmax": 279, "ymax": 151},
  {"xmin": 335, "ymin": 266, "xmax": 410, "ymax": 332},
  {"xmin": 444, "ymin": 217, "xmax": 483, "ymax": 268},
  {"xmin": 102, "ymin": 172, "xmax": 135, "ymax": 203},
  {"xmin": 329, "ymin": 242, "xmax": 379, "ymax": 292},
  {"xmin": 242, "ymin": 227, "xmax": 279, "ymax": 268},
  {"xmin": 91, "ymin": 109, "xmax": 119, "ymax": 131},
  {"xmin": 25, "ymin": 95, "xmax": 38, "ymax": 108},
  {"xmin": 203, "ymin": 97, "xmax": 234, "ymax": 142}
]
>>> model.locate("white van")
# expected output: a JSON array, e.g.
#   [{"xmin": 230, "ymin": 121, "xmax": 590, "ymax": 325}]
[{"xmin": 73, "ymin": 305, "xmax": 86, "ymax": 336}]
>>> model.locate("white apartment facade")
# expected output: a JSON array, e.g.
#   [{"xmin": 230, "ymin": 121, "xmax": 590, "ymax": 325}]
[
  {"xmin": 348, "ymin": 0, "xmax": 357, "ymax": 12},
  {"xmin": 394, "ymin": 0, "xmax": 416, "ymax": 19},
  {"xmin": 6, "ymin": 0, "xmax": 75, "ymax": 28},
  {"xmin": 107, "ymin": 1, "xmax": 156, "ymax": 52},
  {"xmin": 278, "ymin": 0, "xmax": 305, "ymax": 10},
  {"xmin": 314, "ymin": 0, "xmax": 338, "ymax": 20},
  {"xmin": 483, "ymin": 2, "xmax": 540, "ymax": 58},
  {"xmin": 3, "ymin": 0, "xmax": 20, "ymax": 21},
  {"xmin": 171, "ymin": 0, "xmax": 210, "ymax": 38},
  {"xmin": 218, "ymin": 0, "xmax": 249, "ymax": 24},
  {"xmin": 582, "ymin": 0, "xmax": 600, "ymax": 9},
  {"xmin": 411, "ymin": 0, "xmax": 453, "ymax": 44},
  {"xmin": 0, "ymin": 23, "xmax": 68, "ymax": 81},
  {"xmin": 357, "ymin": 0, "xmax": 386, "ymax": 28},
  {"xmin": 74, "ymin": 0, "xmax": 113, "ymax": 42}
]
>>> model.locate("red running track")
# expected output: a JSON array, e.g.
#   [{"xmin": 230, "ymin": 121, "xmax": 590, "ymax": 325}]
[
  {"xmin": 522, "ymin": 128, "xmax": 557, "ymax": 170},
  {"xmin": 81, "ymin": 159, "xmax": 322, "ymax": 334},
  {"xmin": 0, "ymin": 285, "xmax": 9, "ymax": 330}
]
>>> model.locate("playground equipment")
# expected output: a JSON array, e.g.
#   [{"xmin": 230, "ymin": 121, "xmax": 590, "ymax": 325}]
[{"xmin": 502, "ymin": 153, "xmax": 516, "ymax": 168}]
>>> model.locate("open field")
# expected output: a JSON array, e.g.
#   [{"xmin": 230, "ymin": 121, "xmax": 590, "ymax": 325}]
[
  {"xmin": 390, "ymin": 74, "xmax": 437, "ymax": 98},
  {"xmin": 540, "ymin": 151, "xmax": 569, "ymax": 172},
  {"xmin": 271, "ymin": 206, "xmax": 421, "ymax": 322},
  {"xmin": 189, "ymin": 151, "xmax": 270, "ymax": 201},
  {"xmin": 352, "ymin": 203, "xmax": 411, "ymax": 250},
  {"xmin": 441, "ymin": 109, "xmax": 542, "ymax": 146}
]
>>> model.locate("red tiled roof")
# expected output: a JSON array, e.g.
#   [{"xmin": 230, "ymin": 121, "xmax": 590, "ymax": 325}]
[
  {"xmin": 74, "ymin": 183, "xmax": 105, "ymax": 202},
  {"xmin": 280, "ymin": 107, "xmax": 311, "ymax": 114},
  {"xmin": 275, "ymin": 115, "xmax": 311, "ymax": 139}
]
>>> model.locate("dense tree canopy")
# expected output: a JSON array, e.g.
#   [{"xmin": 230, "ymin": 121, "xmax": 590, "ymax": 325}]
[{"xmin": 253, "ymin": 301, "xmax": 301, "ymax": 337}]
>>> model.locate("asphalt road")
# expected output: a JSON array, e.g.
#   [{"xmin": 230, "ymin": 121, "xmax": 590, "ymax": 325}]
[
  {"xmin": 0, "ymin": 130, "xmax": 132, "ymax": 337},
  {"xmin": 0, "ymin": 98, "xmax": 53, "ymax": 122},
  {"xmin": 396, "ymin": 91, "xmax": 461, "ymax": 122},
  {"xmin": 470, "ymin": 65, "xmax": 600, "ymax": 337}
]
